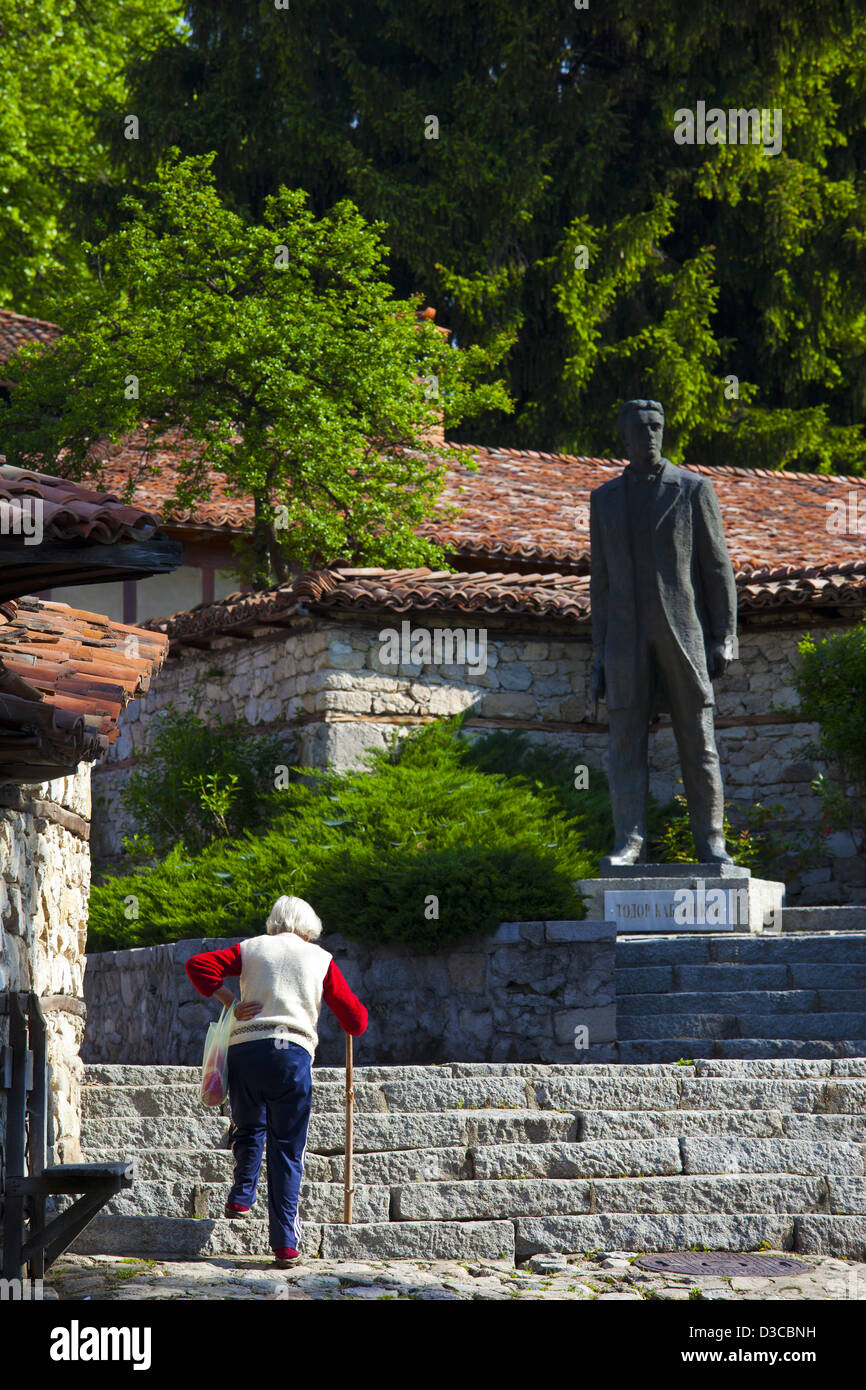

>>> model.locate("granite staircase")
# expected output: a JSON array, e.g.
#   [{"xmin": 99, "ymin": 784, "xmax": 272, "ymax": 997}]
[
  {"xmin": 68, "ymin": 1059, "xmax": 866, "ymax": 1264},
  {"xmin": 612, "ymin": 931, "xmax": 866, "ymax": 1063}
]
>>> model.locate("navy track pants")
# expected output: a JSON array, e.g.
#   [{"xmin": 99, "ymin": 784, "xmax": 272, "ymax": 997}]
[{"xmin": 226, "ymin": 1037, "xmax": 313, "ymax": 1250}]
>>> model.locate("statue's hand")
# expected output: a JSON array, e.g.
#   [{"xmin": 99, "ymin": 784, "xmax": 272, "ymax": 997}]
[
  {"xmin": 589, "ymin": 659, "xmax": 606, "ymax": 702},
  {"xmin": 707, "ymin": 640, "xmax": 730, "ymax": 680}
]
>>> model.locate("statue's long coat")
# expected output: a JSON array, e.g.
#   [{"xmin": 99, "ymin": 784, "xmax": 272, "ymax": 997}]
[{"xmin": 589, "ymin": 459, "xmax": 738, "ymax": 713}]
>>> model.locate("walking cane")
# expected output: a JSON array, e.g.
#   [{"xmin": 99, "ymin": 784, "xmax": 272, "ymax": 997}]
[{"xmin": 344, "ymin": 1032, "xmax": 354, "ymax": 1223}]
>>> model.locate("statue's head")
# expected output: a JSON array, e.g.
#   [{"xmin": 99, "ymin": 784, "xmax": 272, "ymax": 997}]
[{"xmin": 618, "ymin": 399, "xmax": 664, "ymax": 470}]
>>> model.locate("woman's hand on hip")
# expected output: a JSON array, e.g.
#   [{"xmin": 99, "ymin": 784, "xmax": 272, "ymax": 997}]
[{"xmin": 235, "ymin": 1000, "xmax": 263, "ymax": 1021}]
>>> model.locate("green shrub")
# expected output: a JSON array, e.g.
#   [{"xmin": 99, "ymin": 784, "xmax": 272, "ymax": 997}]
[
  {"xmin": 119, "ymin": 680, "xmax": 296, "ymax": 856},
  {"xmin": 458, "ymin": 728, "xmax": 615, "ymax": 858},
  {"xmin": 461, "ymin": 726, "xmax": 688, "ymax": 859},
  {"xmin": 88, "ymin": 714, "xmax": 596, "ymax": 951},
  {"xmin": 91, "ymin": 707, "xmax": 815, "ymax": 953},
  {"xmin": 650, "ymin": 793, "xmax": 822, "ymax": 879},
  {"xmin": 791, "ymin": 622, "xmax": 866, "ymax": 851}
]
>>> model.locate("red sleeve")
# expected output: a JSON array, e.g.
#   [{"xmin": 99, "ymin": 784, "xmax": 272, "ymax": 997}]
[
  {"xmin": 185, "ymin": 944, "xmax": 243, "ymax": 998},
  {"xmin": 323, "ymin": 960, "xmax": 368, "ymax": 1035}
]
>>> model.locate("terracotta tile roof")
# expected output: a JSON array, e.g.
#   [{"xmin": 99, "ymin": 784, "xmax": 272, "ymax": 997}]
[
  {"xmin": 0, "ymin": 463, "xmax": 165, "ymax": 544},
  {"xmin": 0, "ymin": 596, "xmax": 169, "ymax": 781},
  {"xmin": 140, "ymin": 555, "xmax": 866, "ymax": 647},
  {"xmin": 3, "ymin": 308, "xmax": 862, "ymax": 577},
  {"xmin": 88, "ymin": 437, "xmax": 866, "ymax": 577},
  {"xmin": 294, "ymin": 567, "xmax": 592, "ymax": 620},
  {"xmin": 0, "ymin": 309, "xmax": 62, "ymax": 369},
  {"xmin": 0, "ymin": 464, "xmax": 182, "ymax": 602},
  {"xmin": 86, "ymin": 428, "xmax": 250, "ymax": 532},
  {"xmin": 418, "ymin": 446, "xmax": 866, "ymax": 575}
]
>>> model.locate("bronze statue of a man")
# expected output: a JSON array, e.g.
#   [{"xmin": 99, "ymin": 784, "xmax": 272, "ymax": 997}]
[{"xmin": 589, "ymin": 399, "xmax": 738, "ymax": 867}]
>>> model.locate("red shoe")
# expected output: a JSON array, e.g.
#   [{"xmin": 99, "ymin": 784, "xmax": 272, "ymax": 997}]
[
  {"xmin": 274, "ymin": 1247, "xmax": 301, "ymax": 1268},
  {"xmin": 224, "ymin": 1201, "xmax": 252, "ymax": 1218}
]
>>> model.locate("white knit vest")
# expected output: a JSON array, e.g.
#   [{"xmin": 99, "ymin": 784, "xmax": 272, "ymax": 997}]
[{"xmin": 229, "ymin": 933, "xmax": 332, "ymax": 1058}]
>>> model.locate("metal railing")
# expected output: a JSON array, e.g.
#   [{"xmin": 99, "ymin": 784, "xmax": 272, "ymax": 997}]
[{"xmin": 0, "ymin": 991, "xmax": 134, "ymax": 1279}]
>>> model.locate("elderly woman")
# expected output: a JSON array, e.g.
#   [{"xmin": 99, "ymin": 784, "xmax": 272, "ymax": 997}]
[{"xmin": 185, "ymin": 895, "xmax": 367, "ymax": 1268}]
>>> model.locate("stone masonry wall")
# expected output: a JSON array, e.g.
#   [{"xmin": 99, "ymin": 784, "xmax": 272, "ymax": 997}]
[
  {"xmin": 82, "ymin": 922, "xmax": 616, "ymax": 1067},
  {"xmin": 0, "ymin": 768, "xmax": 92, "ymax": 1169},
  {"xmin": 90, "ymin": 616, "xmax": 862, "ymax": 903}
]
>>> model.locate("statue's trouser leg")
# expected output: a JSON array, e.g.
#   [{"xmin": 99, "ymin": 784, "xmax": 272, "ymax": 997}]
[
  {"xmin": 607, "ymin": 695, "xmax": 650, "ymax": 854},
  {"xmin": 664, "ymin": 684, "xmax": 725, "ymax": 850}
]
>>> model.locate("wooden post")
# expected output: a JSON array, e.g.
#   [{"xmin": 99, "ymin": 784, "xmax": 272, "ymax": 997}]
[{"xmin": 344, "ymin": 1032, "xmax": 354, "ymax": 1224}]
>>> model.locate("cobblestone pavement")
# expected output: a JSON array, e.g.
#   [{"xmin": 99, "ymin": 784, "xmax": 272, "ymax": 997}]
[{"xmin": 44, "ymin": 1251, "xmax": 866, "ymax": 1301}]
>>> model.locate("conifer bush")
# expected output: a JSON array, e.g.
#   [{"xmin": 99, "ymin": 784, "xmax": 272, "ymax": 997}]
[{"xmin": 88, "ymin": 715, "xmax": 598, "ymax": 951}]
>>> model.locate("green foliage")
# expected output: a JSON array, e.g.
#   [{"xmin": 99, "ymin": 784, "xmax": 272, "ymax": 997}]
[
  {"xmin": 793, "ymin": 624, "xmax": 866, "ymax": 778},
  {"xmin": 650, "ymin": 792, "xmax": 822, "ymax": 880},
  {"xmin": 93, "ymin": 1, "xmax": 866, "ymax": 472},
  {"xmin": 89, "ymin": 715, "xmax": 596, "ymax": 951},
  {"xmin": 0, "ymin": 154, "xmax": 510, "ymax": 586},
  {"xmin": 0, "ymin": 0, "xmax": 181, "ymax": 314},
  {"xmin": 92, "ymin": 705, "xmax": 837, "ymax": 953},
  {"xmin": 119, "ymin": 685, "xmax": 294, "ymax": 857},
  {"xmin": 460, "ymin": 726, "xmax": 677, "ymax": 858},
  {"xmin": 457, "ymin": 727, "xmax": 615, "ymax": 858},
  {"xmin": 791, "ymin": 622, "xmax": 866, "ymax": 847}
]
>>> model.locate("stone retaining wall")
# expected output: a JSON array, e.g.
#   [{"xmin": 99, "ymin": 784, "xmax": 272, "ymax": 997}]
[
  {"xmin": 90, "ymin": 615, "xmax": 863, "ymax": 904},
  {"xmin": 0, "ymin": 769, "xmax": 92, "ymax": 1166},
  {"xmin": 81, "ymin": 923, "xmax": 616, "ymax": 1067}
]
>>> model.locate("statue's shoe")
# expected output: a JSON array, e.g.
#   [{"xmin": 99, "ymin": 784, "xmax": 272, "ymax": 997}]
[
  {"xmin": 695, "ymin": 837, "xmax": 734, "ymax": 865},
  {"xmin": 601, "ymin": 836, "xmax": 645, "ymax": 869}
]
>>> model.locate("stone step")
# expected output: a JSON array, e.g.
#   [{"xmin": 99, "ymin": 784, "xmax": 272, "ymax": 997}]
[
  {"xmin": 617, "ymin": 965, "xmax": 866, "ymax": 995},
  {"xmin": 78, "ymin": 1173, "xmax": 866, "ymax": 1224},
  {"xmin": 85, "ymin": 1073, "xmax": 715, "ymax": 1117},
  {"xmin": 513, "ymin": 1213, "xmax": 866, "ymax": 1261},
  {"xmin": 84, "ymin": 1061, "xmax": 666, "ymax": 1088},
  {"xmin": 609, "ymin": 1039, "xmax": 866, "ymax": 1063},
  {"xmin": 97, "ymin": 1180, "xmax": 390, "ymax": 1223},
  {"xmin": 81, "ymin": 1108, "xmax": 580, "ymax": 1155},
  {"xmin": 393, "ymin": 1174, "xmax": 866, "ymax": 1221},
  {"xmin": 81, "ymin": 1143, "xmax": 464, "ymax": 1186},
  {"xmin": 79, "ymin": 1073, "xmax": 866, "ymax": 1144},
  {"xmin": 469, "ymin": 1137, "xmax": 863, "ymax": 1179},
  {"xmin": 617, "ymin": 964, "xmax": 786, "ymax": 994},
  {"xmin": 81, "ymin": 1102, "xmax": 866, "ymax": 1155},
  {"xmin": 680, "ymin": 1137, "xmax": 864, "ymax": 1176},
  {"xmin": 688, "ymin": 1058, "xmax": 866, "ymax": 1076},
  {"xmin": 783, "ymin": 907, "xmax": 866, "ymax": 933},
  {"xmin": 65, "ymin": 1211, "xmax": 866, "ymax": 1261},
  {"xmin": 86, "ymin": 1135, "xmax": 850, "ymax": 1183},
  {"xmin": 578, "ymin": 1109, "xmax": 866, "ymax": 1142},
  {"xmin": 68, "ymin": 1216, "xmax": 515, "ymax": 1261},
  {"xmin": 617, "ymin": 989, "xmax": 866, "ymax": 1015},
  {"xmin": 81, "ymin": 1138, "xmax": 684, "ymax": 1181},
  {"xmin": 82, "ymin": 1063, "xmax": 502, "ymax": 1088},
  {"xmin": 616, "ymin": 933, "xmax": 866, "ymax": 965},
  {"xmin": 619, "ymin": 1012, "xmax": 866, "ymax": 1041},
  {"xmin": 679, "ymin": 1075, "xmax": 866, "ymax": 1111},
  {"xmin": 82, "ymin": 1058, "xmax": 866, "ymax": 1085},
  {"xmin": 81, "ymin": 1076, "xmax": 544, "ymax": 1120}
]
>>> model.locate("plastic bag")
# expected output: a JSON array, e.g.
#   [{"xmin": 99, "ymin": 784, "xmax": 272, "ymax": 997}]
[{"xmin": 200, "ymin": 1002, "xmax": 235, "ymax": 1108}]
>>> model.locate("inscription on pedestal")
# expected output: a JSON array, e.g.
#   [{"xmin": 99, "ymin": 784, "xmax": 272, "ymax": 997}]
[{"xmin": 604, "ymin": 885, "xmax": 749, "ymax": 932}]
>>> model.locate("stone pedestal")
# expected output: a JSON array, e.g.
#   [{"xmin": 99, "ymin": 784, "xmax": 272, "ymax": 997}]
[{"xmin": 578, "ymin": 864, "xmax": 784, "ymax": 934}]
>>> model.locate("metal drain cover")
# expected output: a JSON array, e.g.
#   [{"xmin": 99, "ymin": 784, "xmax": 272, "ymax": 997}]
[{"xmin": 634, "ymin": 1253, "xmax": 811, "ymax": 1276}]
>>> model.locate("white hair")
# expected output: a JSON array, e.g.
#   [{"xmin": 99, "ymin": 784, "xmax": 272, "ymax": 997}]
[{"xmin": 265, "ymin": 895, "xmax": 323, "ymax": 941}]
